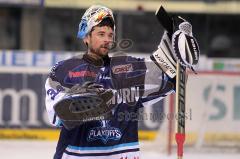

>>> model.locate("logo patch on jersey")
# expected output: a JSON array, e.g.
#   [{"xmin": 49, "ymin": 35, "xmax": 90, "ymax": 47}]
[
  {"xmin": 87, "ymin": 120, "xmax": 122, "ymax": 144},
  {"xmin": 47, "ymin": 85, "xmax": 65, "ymax": 100},
  {"xmin": 68, "ymin": 71, "xmax": 97, "ymax": 78},
  {"xmin": 112, "ymin": 64, "xmax": 133, "ymax": 74}
]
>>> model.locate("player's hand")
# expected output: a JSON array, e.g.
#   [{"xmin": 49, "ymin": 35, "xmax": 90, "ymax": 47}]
[
  {"xmin": 151, "ymin": 17, "xmax": 200, "ymax": 78},
  {"xmin": 172, "ymin": 16, "xmax": 200, "ymax": 67},
  {"xmin": 53, "ymin": 82, "xmax": 114, "ymax": 130}
]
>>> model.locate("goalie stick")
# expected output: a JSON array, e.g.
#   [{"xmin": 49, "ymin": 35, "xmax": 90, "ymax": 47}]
[{"xmin": 155, "ymin": 6, "xmax": 186, "ymax": 159}]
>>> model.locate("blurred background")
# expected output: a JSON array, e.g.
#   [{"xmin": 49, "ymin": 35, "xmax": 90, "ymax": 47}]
[{"xmin": 0, "ymin": 0, "xmax": 240, "ymax": 159}]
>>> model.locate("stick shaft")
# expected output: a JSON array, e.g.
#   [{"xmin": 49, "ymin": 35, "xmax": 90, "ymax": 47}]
[
  {"xmin": 175, "ymin": 61, "xmax": 186, "ymax": 158},
  {"xmin": 155, "ymin": 6, "xmax": 187, "ymax": 158}
]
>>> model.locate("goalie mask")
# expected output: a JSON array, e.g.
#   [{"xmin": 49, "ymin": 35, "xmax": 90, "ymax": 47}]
[{"xmin": 77, "ymin": 5, "xmax": 115, "ymax": 39}]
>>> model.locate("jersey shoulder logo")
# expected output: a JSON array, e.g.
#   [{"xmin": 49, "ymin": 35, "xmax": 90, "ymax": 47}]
[{"xmin": 47, "ymin": 85, "xmax": 65, "ymax": 100}]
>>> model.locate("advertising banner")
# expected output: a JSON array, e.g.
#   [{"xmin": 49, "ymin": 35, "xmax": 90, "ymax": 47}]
[
  {"xmin": 185, "ymin": 71, "xmax": 240, "ymax": 144},
  {"xmin": 0, "ymin": 0, "xmax": 44, "ymax": 6}
]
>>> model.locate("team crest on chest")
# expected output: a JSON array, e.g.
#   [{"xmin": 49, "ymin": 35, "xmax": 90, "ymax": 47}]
[{"xmin": 87, "ymin": 120, "xmax": 122, "ymax": 144}]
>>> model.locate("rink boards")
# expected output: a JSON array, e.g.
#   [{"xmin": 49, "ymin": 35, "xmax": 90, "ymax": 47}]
[{"xmin": 0, "ymin": 50, "xmax": 240, "ymax": 145}]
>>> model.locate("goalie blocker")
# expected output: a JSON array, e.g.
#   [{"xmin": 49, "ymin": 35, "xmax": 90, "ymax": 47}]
[{"xmin": 151, "ymin": 17, "xmax": 200, "ymax": 78}]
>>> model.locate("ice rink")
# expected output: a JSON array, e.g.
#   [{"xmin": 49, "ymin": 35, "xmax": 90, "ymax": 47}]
[{"xmin": 1, "ymin": 140, "xmax": 240, "ymax": 159}]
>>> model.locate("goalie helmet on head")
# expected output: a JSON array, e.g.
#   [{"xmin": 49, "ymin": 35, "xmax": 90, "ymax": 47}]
[{"xmin": 77, "ymin": 5, "xmax": 115, "ymax": 39}]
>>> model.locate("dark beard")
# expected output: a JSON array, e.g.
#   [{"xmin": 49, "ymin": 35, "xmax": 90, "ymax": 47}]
[{"xmin": 89, "ymin": 45, "xmax": 108, "ymax": 57}]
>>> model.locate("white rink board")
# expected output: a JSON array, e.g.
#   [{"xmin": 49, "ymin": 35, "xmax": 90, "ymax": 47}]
[{"xmin": 185, "ymin": 71, "xmax": 240, "ymax": 144}]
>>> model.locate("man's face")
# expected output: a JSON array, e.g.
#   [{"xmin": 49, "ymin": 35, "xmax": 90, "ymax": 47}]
[{"xmin": 85, "ymin": 26, "xmax": 114, "ymax": 57}]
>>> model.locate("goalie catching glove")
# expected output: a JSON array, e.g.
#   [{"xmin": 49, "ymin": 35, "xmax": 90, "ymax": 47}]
[
  {"xmin": 151, "ymin": 16, "xmax": 200, "ymax": 78},
  {"xmin": 54, "ymin": 82, "xmax": 114, "ymax": 129}
]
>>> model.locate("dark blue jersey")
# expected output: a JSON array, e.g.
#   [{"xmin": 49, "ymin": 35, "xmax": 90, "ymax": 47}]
[{"xmin": 45, "ymin": 53, "xmax": 175, "ymax": 159}]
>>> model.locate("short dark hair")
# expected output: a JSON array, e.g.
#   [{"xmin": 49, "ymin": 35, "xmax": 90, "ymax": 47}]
[
  {"xmin": 90, "ymin": 17, "xmax": 114, "ymax": 34},
  {"xmin": 97, "ymin": 17, "xmax": 114, "ymax": 29}
]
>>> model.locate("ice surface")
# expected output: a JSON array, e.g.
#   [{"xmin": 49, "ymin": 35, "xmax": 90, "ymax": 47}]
[{"xmin": 0, "ymin": 140, "xmax": 240, "ymax": 159}]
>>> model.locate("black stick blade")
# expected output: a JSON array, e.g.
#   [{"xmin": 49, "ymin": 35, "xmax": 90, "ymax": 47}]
[{"xmin": 155, "ymin": 6, "xmax": 173, "ymax": 35}]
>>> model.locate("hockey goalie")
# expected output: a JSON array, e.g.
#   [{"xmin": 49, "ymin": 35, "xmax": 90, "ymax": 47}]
[{"xmin": 45, "ymin": 5, "xmax": 199, "ymax": 159}]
